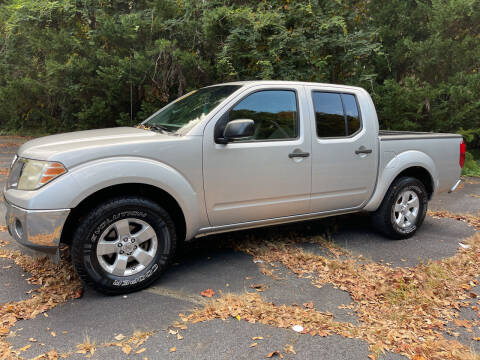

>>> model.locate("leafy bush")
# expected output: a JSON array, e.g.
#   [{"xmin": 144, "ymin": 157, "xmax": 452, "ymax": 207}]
[
  {"xmin": 463, "ymin": 152, "xmax": 480, "ymax": 177},
  {"xmin": 0, "ymin": 0, "xmax": 478, "ymax": 153}
]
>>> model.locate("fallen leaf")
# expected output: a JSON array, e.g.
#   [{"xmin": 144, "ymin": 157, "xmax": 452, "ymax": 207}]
[
  {"xmin": 122, "ymin": 344, "xmax": 132, "ymax": 355},
  {"xmin": 250, "ymin": 283, "xmax": 267, "ymax": 292},
  {"xmin": 169, "ymin": 347, "xmax": 176, "ymax": 352},
  {"xmin": 51, "ymin": 331, "xmax": 56, "ymax": 337},
  {"xmin": 115, "ymin": 334, "xmax": 125, "ymax": 341},
  {"xmin": 168, "ymin": 329, "xmax": 178, "ymax": 335},
  {"xmin": 136, "ymin": 348, "xmax": 146, "ymax": 354},
  {"xmin": 285, "ymin": 344, "xmax": 296, "ymax": 354},
  {"xmin": 200, "ymin": 288, "xmax": 215, "ymax": 298},
  {"xmin": 250, "ymin": 342, "xmax": 258, "ymax": 347},
  {"xmin": 266, "ymin": 350, "xmax": 283, "ymax": 358},
  {"xmin": 176, "ymin": 333, "xmax": 183, "ymax": 340},
  {"xmin": 303, "ymin": 301, "xmax": 314, "ymax": 309},
  {"xmin": 252, "ymin": 336, "xmax": 264, "ymax": 340},
  {"xmin": 19, "ymin": 344, "xmax": 31, "ymax": 352}
]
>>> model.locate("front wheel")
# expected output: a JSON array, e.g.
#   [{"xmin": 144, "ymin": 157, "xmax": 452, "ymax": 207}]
[
  {"xmin": 71, "ymin": 197, "xmax": 176, "ymax": 294},
  {"xmin": 372, "ymin": 176, "xmax": 428, "ymax": 239}
]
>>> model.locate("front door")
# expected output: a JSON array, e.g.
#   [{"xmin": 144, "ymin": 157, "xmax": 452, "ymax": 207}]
[
  {"xmin": 307, "ymin": 87, "xmax": 378, "ymax": 212},
  {"xmin": 203, "ymin": 86, "xmax": 311, "ymax": 226}
]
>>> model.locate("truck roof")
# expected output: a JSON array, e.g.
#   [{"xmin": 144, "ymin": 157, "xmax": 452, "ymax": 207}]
[{"xmin": 208, "ymin": 80, "xmax": 366, "ymax": 92}]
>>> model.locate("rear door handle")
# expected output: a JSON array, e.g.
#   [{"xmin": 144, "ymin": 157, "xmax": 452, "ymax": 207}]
[
  {"xmin": 355, "ymin": 148, "xmax": 372, "ymax": 155},
  {"xmin": 288, "ymin": 151, "xmax": 310, "ymax": 158}
]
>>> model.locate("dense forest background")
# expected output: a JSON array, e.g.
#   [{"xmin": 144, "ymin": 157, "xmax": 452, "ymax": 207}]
[{"xmin": 0, "ymin": 0, "xmax": 479, "ymax": 157}]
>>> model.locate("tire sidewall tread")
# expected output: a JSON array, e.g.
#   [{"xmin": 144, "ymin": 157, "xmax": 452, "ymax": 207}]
[
  {"xmin": 71, "ymin": 197, "xmax": 177, "ymax": 295},
  {"xmin": 373, "ymin": 177, "xmax": 428, "ymax": 240}
]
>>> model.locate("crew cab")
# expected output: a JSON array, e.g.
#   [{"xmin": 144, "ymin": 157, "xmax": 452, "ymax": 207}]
[{"xmin": 3, "ymin": 81, "xmax": 465, "ymax": 294}]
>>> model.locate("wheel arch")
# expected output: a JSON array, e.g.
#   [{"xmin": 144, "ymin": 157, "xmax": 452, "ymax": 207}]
[
  {"xmin": 364, "ymin": 150, "xmax": 437, "ymax": 212},
  {"xmin": 61, "ymin": 183, "xmax": 186, "ymax": 246},
  {"xmin": 393, "ymin": 166, "xmax": 434, "ymax": 198}
]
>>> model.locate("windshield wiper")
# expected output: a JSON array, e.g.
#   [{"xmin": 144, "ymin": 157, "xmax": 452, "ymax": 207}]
[
  {"xmin": 137, "ymin": 124, "xmax": 171, "ymax": 134},
  {"xmin": 149, "ymin": 124, "xmax": 171, "ymax": 134}
]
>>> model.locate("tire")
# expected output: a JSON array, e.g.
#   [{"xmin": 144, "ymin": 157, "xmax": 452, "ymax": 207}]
[
  {"xmin": 372, "ymin": 176, "xmax": 428, "ymax": 239},
  {"xmin": 71, "ymin": 197, "xmax": 176, "ymax": 295}
]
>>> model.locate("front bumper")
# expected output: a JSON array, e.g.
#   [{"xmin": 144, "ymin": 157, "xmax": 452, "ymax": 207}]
[{"xmin": 4, "ymin": 198, "xmax": 70, "ymax": 256}]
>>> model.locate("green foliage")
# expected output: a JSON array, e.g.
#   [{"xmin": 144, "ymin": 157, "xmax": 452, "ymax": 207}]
[
  {"xmin": 462, "ymin": 152, "xmax": 480, "ymax": 177},
  {"xmin": 0, "ymin": 0, "xmax": 478, "ymax": 153},
  {"xmin": 369, "ymin": 0, "xmax": 480, "ymax": 149}
]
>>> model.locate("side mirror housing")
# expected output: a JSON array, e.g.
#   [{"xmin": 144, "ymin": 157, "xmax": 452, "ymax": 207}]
[{"xmin": 217, "ymin": 119, "xmax": 254, "ymax": 143}]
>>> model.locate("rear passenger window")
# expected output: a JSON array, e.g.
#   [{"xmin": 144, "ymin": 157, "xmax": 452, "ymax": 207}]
[{"xmin": 312, "ymin": 92, "xmax": 361, "ymax": 138}]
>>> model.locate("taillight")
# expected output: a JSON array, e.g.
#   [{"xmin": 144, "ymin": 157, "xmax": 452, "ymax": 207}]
[{"xmin": 460, "ymin": 140, "xmax": 466, "ymax": 168}]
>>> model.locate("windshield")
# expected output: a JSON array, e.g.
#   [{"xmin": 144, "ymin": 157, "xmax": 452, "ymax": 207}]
[{"xmin": 142, "ymin": 85, "xmax": 242, "ymax": 135}]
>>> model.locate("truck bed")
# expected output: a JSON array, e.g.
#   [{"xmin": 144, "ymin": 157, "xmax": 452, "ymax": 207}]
[{"xmin": 379, "ymin": 130, "xmax": 462, "ymax": 141}]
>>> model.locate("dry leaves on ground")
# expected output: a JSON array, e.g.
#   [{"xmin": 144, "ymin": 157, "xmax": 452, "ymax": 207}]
[
  {"xmin": 76, "ymin": 336, "xmax": 95, "ymax": 358},
  {"xmin": 184, "ymin": 211, "xmax": 480, "ymax": 360},
  {"xmin": 105, "ymin": 329, "xmax": 154, "ymax": 356},
  {"xmin": 0, "ymin": 248, "xmax": 82, "ymax": 359},
  {"xmin": 284, "ymin": 344, "xmax": 296, "ymax": 354},
  {"xmin": 428, "ymin": 210, "xmax": 480, "ymax": 230},
  {"xmin": 0, "ymin": 141, "xmax": 26, "ymax": 148},
  {"xmin": 465, "ymin": 178, "xmax": 480, "ymax": 185},
  {"xmin": 200, "ymin": 289, "xmax": 216, "ymax": 298},
  {"xmin": 266, "ymin": 350, "xmax": 283, "ymax": 358}
]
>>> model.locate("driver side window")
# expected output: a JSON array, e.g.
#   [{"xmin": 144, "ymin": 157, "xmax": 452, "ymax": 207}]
[{"xmin": 227, "ymin": 90, "xmax": 298, "ymax": 141}]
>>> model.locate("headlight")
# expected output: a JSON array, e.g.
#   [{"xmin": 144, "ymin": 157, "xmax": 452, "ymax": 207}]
[{"xmin": 7, "ymin": 158, "xmax": 67, "ymax": 190}]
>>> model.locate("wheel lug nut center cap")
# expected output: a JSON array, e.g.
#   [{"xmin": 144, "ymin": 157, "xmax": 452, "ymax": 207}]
[{"xmin": 122, "ymin": 241, "xmax": 134, "ymax": 253}]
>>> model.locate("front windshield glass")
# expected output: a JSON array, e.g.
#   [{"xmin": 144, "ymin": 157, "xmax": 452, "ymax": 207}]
[{"xmin": 142, "ymin": 85, "xmax": 241, "ymax": 135}]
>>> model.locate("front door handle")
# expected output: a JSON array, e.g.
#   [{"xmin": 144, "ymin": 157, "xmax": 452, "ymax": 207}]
[
  {"xmin": 355, "ymin": 148, "xmax": 372, "ymax": 155},
  {"xmin": 289, "ymin": 150, "xmax": 310, "ymax": 158}
]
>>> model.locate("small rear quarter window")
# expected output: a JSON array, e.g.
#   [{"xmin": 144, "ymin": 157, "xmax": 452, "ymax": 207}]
[{"xmin": 342, "ymin": 94, "xmax": 360, "ymax": 135}]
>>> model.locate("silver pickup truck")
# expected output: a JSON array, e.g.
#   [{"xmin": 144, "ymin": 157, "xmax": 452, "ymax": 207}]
[{"xmin": 3, "ymin": 81, "xmax": 465, "ymax": 294}]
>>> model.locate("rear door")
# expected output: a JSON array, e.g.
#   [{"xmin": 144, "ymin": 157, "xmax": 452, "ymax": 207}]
[
  {"xmin": 307, "ymin": 87, "xmax": 378, "ymax": 212},
  {"xmin": 203, "ymin": 85, "xmax": 312, "ymax": 226}
]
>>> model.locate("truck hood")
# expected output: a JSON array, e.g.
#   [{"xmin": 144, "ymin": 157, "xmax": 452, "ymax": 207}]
[{"xmin": 18, "ymin": 127, "xmax": 180, "ymax": 168}]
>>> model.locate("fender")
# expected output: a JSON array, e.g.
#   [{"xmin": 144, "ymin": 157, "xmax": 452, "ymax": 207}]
[
  {"xmin": 5, "ymin": 157, "xmax": 205, "ymax": 240},
  {"xmin": 363, "ymin": 150, "xmax": 437, "ymax": 212}
]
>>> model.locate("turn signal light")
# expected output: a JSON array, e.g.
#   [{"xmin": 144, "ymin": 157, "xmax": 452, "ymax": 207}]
[{"xmin": 40, "ymin": 162, "xmax": 66, "ymax": 184}]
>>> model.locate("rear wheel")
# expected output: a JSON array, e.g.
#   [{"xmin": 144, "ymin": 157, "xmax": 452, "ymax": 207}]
[
  {"xmin": 372, "ymin": 176, "xmax": 428, "ymax": 239},
  {"xmin": 71, "ymin": 197, "xmax": 176, "ymax": 294}
]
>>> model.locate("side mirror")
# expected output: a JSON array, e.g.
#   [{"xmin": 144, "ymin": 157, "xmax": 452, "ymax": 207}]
[{"xmin": 217, "ymin": 119, "xmax": 255, "ymax": 143}]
